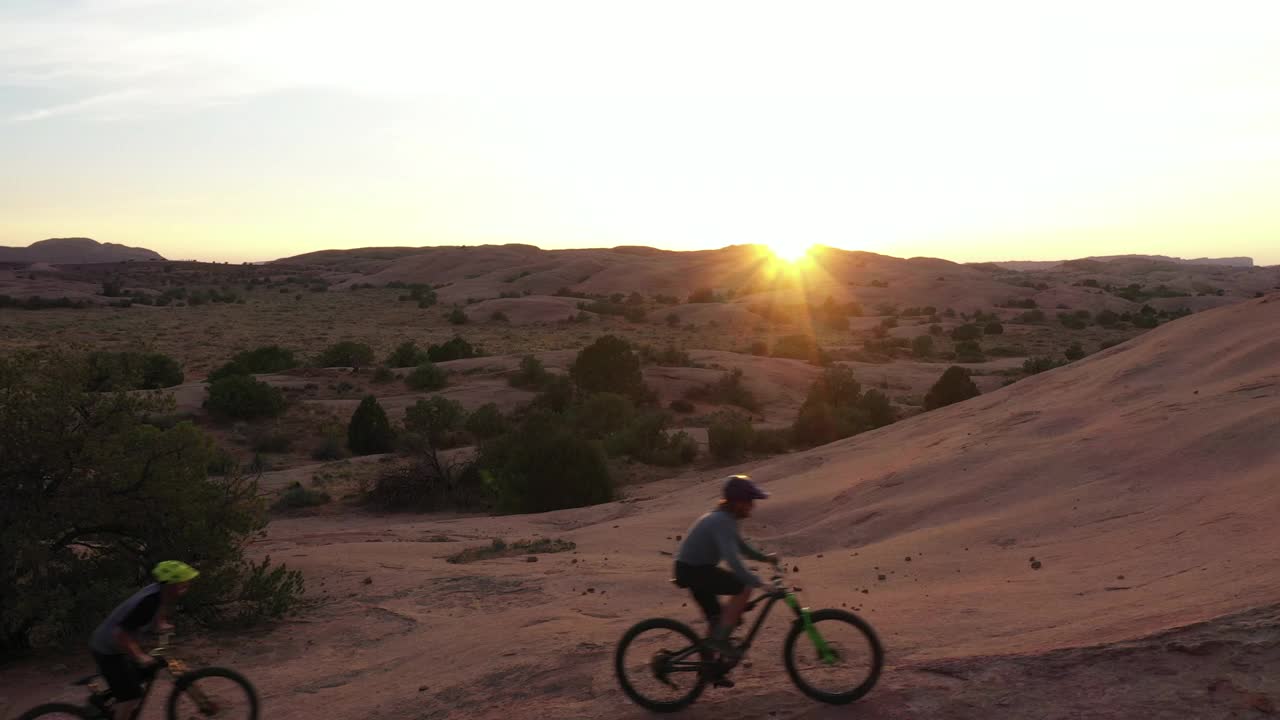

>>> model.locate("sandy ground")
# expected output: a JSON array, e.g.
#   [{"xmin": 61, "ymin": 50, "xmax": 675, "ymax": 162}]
[{"xmin": 3, "ymin": 295, "xmax": 1278, "ymax": 719}]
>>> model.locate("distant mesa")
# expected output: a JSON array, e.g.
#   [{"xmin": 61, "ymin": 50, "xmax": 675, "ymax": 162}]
[
  {"xmin": 991, "ymin": 254, "xmax": 1254, "ymax": 271},
  {"xmin": 0, "ymin": 238, "xmax": 166, "ymax": 264}
]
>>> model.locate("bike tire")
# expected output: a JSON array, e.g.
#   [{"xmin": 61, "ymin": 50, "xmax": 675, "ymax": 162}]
[
  {"xmin": 15, "ymin": 703, "xmax": 93, "ymax": 719},
  {"xmin": 614, "ymin": 617, "xmax": 710, "ymax": 713},
  {"xmin": 166, "ymin": 666, "xmax": 259, "ymax": 720},
  {"xmin": 782, "ymin": 608, "xmax": 884, "ymax": 705}
]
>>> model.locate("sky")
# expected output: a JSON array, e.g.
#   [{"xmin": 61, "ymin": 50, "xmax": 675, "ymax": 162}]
[{"xmin": 2, "ymin": 1, "xmax": 1278, "ymax": 265}]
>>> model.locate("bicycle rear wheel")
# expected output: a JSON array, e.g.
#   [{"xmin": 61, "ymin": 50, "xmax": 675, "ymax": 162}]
[
  {"xmin": 15, "ymin": 703, "xmax": 92, "ymax": 719},
  {"xmin": 783, "ymin": 608, "xmax": 883, "ymax": 704},
  {"xmin": 614, "ymin": 618, "xmax": 712, "ymax": 713},
  {"xmin": 166, "ymin": 667, "xmax": 259, "ymax": 720}
]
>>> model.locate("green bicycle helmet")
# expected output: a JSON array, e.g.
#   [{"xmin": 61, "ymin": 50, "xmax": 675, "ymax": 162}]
[{"xmin": 153, "ymin": 560, "xmax": 199, "ymax": 584}]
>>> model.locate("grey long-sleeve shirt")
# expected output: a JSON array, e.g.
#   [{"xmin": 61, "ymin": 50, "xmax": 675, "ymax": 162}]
[{"xmin": 675, "ymin": 508, "xmax": 769, "ymax": 587}]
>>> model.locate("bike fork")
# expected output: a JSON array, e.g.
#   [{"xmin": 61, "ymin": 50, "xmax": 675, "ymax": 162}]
[{"xmin": 785, "ymin": 595, "xmax": 838, "ymax": 665}]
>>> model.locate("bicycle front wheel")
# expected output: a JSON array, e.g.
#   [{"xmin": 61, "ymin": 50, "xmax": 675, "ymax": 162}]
[
  {"xmin": 783, "ymin": 608, "xmax": 883, "ymax": 704},
  {"xmin": 166, "ymin": 667, "xmax": 259, "ymax": 720},
  {"xmin": 614, "ymin": 617, "xmax": 712, "ymax": 713},
  {"xmin": 15, "ymin": 703, "xmax": 92, "ymax": 720}
]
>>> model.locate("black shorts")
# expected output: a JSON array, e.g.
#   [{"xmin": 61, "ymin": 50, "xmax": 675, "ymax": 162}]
[
  {"xmin": 93, "ymin": 652, "xmax": 144, "ymax": 702},
  {"xmin": 674, "ymin": 562, "xmax": 745, "ymax": 624}
]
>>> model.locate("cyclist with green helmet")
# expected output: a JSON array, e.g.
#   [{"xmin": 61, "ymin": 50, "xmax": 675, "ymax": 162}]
[{"xmin": 88, "ymin": 561, "xmax": 198, "ymax": 720}]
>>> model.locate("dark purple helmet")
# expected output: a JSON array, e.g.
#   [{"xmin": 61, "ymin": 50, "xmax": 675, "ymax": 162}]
[{"xmin": 723, "ymin": 474, "xmax": 769, "ymax": 502}]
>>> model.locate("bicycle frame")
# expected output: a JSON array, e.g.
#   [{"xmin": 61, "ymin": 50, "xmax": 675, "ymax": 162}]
[
  {"xmin": 89, "ymin": 637, "xmax": 217, "ymax": 719},
  {"xmin": 659, "ymin": 577, "xmax": 838, "ymax": 675}
]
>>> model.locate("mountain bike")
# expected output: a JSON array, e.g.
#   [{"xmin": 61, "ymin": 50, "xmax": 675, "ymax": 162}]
[
  {"xmin": 16, "ymin": 635, "xmax": 259, "ymax": 720},
  {"xmin": 614, "ymin": 572, "xmax": 883, "ymax": 712}
]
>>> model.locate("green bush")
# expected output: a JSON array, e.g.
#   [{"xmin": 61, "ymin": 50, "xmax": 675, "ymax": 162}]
[
  {"xmin": 311, "ymin": 426, "xmax": 349, "ymax": 461},
  {"xmin": 509, "ymin": 355, "xmax": 550, "ymax": 389},
  {"xmin": 951, "ymin": 324, "xmax": 982, "ymax": 341},
  {"xmin": 271, "ymin": 482, "xmax": 330, "ymax": 511},
  {"xmin": 684, "ymin": 368, "xmax": 758, "ymax": 411},
  {"xmin": 1095, "ymin": 309, "xmax": 1120, "ymax": 327},
  {"xmin": 0, "ymin": 351, "xmax": 303, "ymax": 655},
  {"xmin": 954, "ymin": 340, "xmax": 986, "ymax": 363},
  {"xmin": 371, "ymin": 366, "xmax": 396, "ymax": 384},
  {"xmin": 791, "ymin": 365, "xmax": 896, "ymax": 446},
  {"xmin": 480, "ymin": 414, "xmax": 614, "ymax": 513},
  {"xmin": 404, "ymin": 396, "xmax": 466, "ymax": 448},
  {"xmin": 1016, "ymin": 309, "xmax": 1046, "ymax": 323},
  {"xmin": 86, "ymin": 351, "xmax": 185, "ymax": 391},
  {"xmin": 491, "ymin": 310, "xmax": 509, "ymax": 322},
  {"xmin": 749, "ymin": 427, "xmax": 791, "ymax": 455},
  {"xmin": 984, "ymin": 321, "xmax": 1004, "ymax": 335},
  {"xmin": 604, "ymin": 411, "xmax": 693, "ymax": 466},
  {"xmin": 709, "ymin": 411, "xmax": 754, "ymax": 461},
  {"xmin": 386, "ymin": 341, "xmax": 429, "ymax": 368},
  {"xmin": 447, "ymin": 307, "xmax": 469, "ymax": 325},
  {"xmin": 348, "ymin": 396, "xmax": 395, "ymax": 455},
  {"xmin": 669, "ymin": 398, "xmax": 696, "ymax": 413},
  {"xmin": 209, "ymin": 346, "xmax": 297, "ymax": 381},
  {"xmin": 204, "ymin": 375, "xmax": 286, "ymax": 421},
  {"xmin": 316, "ymin": 341, "xmax": 375, "ymax": 369},
  {"xmin": 771, "ymin": 334, "xmax": 823, "ymax": 363},
  {"xmin": 405, "ymin": 361, "xmax": 447, "ymax": 391},
  {"xmin": 924, "ymin": 366, "xmax": 981, "ymax": 410},
  {"xmin": 570, "ymin": 335, "xmax": 647, "ymax": 399},
  {"xmin": 465, "ymin": 403, "xmax": 507, "ymax": 440},
  {"xmin": 428, "ymin": 336, "xmax": 481, "ymax": 363},
  {"xmin": 1022, "ymin": 356, "xmax": 1067, "ymax": 375},
  {"xmin": 576, "ymin": 392, "xmax": 636, "ymax": 438},
  {"xmin": 251, "ymin": 428, "xmax": 293, "ymax": 453},
  {"xmin": 531, "ymin": 373, "xmax": 575, "ymax": 414},
  {"xmin": 1064, "ymin": 342, "xmax": 1086, "ymax": 361},
  {"xmin": 911, "ymin": 335, "xmax": 934, "ymax": 358}
]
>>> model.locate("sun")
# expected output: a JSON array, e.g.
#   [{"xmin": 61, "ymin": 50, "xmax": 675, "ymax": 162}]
[{"xmin": 767, "ymin": 240, "xmax": 813, "ymax": 264}]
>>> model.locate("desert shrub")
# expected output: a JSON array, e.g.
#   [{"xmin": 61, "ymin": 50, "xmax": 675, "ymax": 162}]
[
  {"xmin": 204, "ymin": 375, "xmax": 286, "ymax": 421},
  {"xmin": 251, "ymin": 428, "xmax": 293, "ymax": 453},
  {"xmin": 465, "ymin": 403, "xmax": 507, "ymax": 440},
  {"xmin": 984, "ymin": 321, "xmax": 1004, "ymax": 335},
  {"xmin": 685, "ymin": 368, "xmax": 758, "ymax": 411},
  {"xmin": 403, "ymin": 395, "xmax": 466, "ymax": 447},
  {"xmin": 1023, "ymin": 356, "xmax": 1067, "ymax": 374},
  {"xmin": 490, "ymin": 310, "xmax": 509, "ymax": 322},
  {"xmin": 447, "ymin": 307, "xmax": 469, "ymax": 325},
  {"xmin": 951, "ymin": 324, "xmax": 981, "ymax": 341},
  {"xmin": 576, "ymin": 392, "xmax": 636, "ymax": 438},
  {"xmin": 1095, "ymin": 309, "xmax": 1120, "ymax": 327},
  {"xmin": 531, "ymin": 374, "xmax": 576, "ymax": 414},
  {"xmin": 669, "ymin": 398, "xmax": 695, "ymax": 414},
  {"xmin": 1132, "ymin": 314, "xmax": 1159, "ymax": 329},
  {"xmin": 371, "ymin": 366, "xmax": 396, "ymax": 384},
  {"xmin": 708, "ymin": 411, "xmax": 754, "ymax": 461},
  {"xmin": 923, "ymin": 366, "xmax": 981, "ymax": 410},
  {"xmin": 386, "ymin": 341, "xmax": 429, "ymax": 368},
  {"xmin": 427, "ymin": 336, "xmax": 481, "ymax": 363},
  {"xmin": 316, "ymin": 341, "xmax": 375, "ymax": 369},
  {"xmin": 749, "ymin": 427, "xmax": 791, "ymax": 455},
  {"xmin": 792, "ymin": 365, "xmax": 896, "ymax": 446},
  {"xmin": 1064, "ymin": 342, "xmax": 1086, "ymax": 361},
  {"xmin": 911, "ymin": 335, "xmax": 934, "ymax": 358},
  {"xmin": 271, "ymin": 482, "xmax": 330, "ymax": 511},
  {"xmin": 954, "ymin": 340, "xmax": 986, "ymax": 363},
  {"xmin": 311, "ymin": 425, "xmax": 349, "ymax": 461},
  {"xmin": 479, "ymin": 414, "xmax": 614, "ymax": 513},
  {"xmin": 605, "ymin": 411, "xmax": 694, "ymax": 466},
  {"xmin": 570, "ymin": 335, "xmax": 647, "ymax": 399},
  {"xmin": 771, "ymin": 334, "xmax": 823, "ymax": 363},
  {"xmin": 1057, "ymin": 312, "xmax": 1087, "ymax": 330},
  {"xmin": 748, "ymin": 340, "xmax": 768, "ymax": 356},
  {"xmin": 687, "ymin": 288, "xmax": 720, "ymax": 303},
  {"xmin": 653, "ymin": 431, "xmax": 699, "ymax": 466},
  {"xmin": 405, "ymin": 362, "xmax": 447, "ymax": 391},
  {"xmin": 1099, "ymin": 338, "xmax": 1124, "ymax": 350},
  {"xmin": 86, "ymin": 351, "xmax": 185, "ymax": 391},
  {"xmin": 209, "ymin": 346, "xmax": 297, "ymax": 381},
  {"xmin": 348, "ymin": 396, "xmax": 395, "ymax": 455},
  {"xmin": 368, "ymin": 456, "xmax": 490, "ymax": 512},
  {"xmin": 0, "ymin": 351, "xmax": 303, "ymax": 655},
  {"xmin": 1016, "ymin": 309, "xmax": 1046, "ymax": 323},
  {"xmin": 639, "ymin": 344, "xmax": 697, "ymax": 367},
  {"xmin": 665, "ymin": 312, "xmax": 680, "ymax": 327},
  {"xmin": 509, "ymin": 355, "xmax": 550, "ymax": 389}
]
